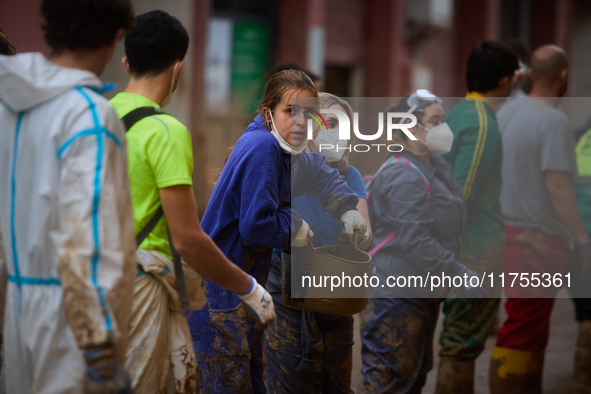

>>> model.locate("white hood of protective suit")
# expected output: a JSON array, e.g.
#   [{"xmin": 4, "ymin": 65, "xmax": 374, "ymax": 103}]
[{"xmin": 0, "ymin": 52, "xmax": 102, "ymax": 112}]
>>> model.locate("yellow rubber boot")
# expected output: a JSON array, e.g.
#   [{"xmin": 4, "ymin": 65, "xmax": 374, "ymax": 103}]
[
  {"xmin": 435, "ymin": 358, "xmax": 474, "ymax": 394},
  {"xmin": 569, "ymin": 321, "xmax": 591, "ymax": 394},
  {"xmin": 489, "ymin": 347, "xmax": 544, "ymax": 394}
]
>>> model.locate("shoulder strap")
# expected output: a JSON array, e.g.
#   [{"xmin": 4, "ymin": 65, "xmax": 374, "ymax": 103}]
[
  {"xmin": 136, "ymin": 207, "xmax": 163, "ymax": 247},
  {"xmin": 121, "ymin": 106, "xmax": 168, "ymax": 132},
  {"xmin": 123, "ymin": 107, "xmax": 188, "ymax": 310}
]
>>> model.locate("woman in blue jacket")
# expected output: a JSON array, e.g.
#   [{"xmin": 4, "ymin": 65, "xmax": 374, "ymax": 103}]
[
  {"xmin": 358, "ymin": 90, "xmax": 481, "ymax": 393},
  {"xmin": 264, "ymin": 93, "xmax": 372, "ymax": 393},
  {"xmin": 188, "ymin": 70, "xmax": 369, "ymax": 393}
]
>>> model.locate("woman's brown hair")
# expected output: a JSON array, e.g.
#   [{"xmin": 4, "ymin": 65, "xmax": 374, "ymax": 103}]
[
  {"xmin": 212, "ymin": 69, "xmax": 318, "ymax": 182},
  {"xmin": 0, "ymin": 27, "xmax": 16, "ymax": 55},
  {"xmin": 258, "ymin": 68, "xmax": 318, "ymax": 128}
]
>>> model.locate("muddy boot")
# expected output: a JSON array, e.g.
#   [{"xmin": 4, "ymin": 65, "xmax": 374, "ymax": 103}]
[
  {"xmin": 489, "ymin": 347, "xmax": 544, "ymax": 394},
  {"xmin": 435, "ymin": 358, "xmax": 474, "ymax": 394},
  {"xmin": 570, "ymin": 321, "xmax": 591, "ymax": 394}
]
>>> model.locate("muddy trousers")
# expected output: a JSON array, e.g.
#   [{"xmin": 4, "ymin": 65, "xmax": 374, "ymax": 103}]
[
  {"xmin": 437, "ymin": 251, "xmax": 502, "ymax": 394},
  {"xmin": 490, "ymin": 226, "xmax": 573, "ymax": 394},
  {"xmin": 439, "ymin": 250, "xmax": 503, "ymax": 363},
  {"xmin": 496, "ymin": 226, "xmax": 573, "ymax": 351},
  {"xmin": 188, "ymin": 283, "xmax": 265, "ymax": 394},
  {"xmin": 358, "ymin": 298, "xmax": 441, "ymax": 394},
  {"xmin": 262, "ymin": 300, "xmax": 354, "ymax": 393}
]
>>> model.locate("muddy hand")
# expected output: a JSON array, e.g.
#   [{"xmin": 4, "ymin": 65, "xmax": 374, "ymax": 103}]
[
  {"xmin": 85, "ymin": 347, "xmax": 131, "ymax": 393},
  {"xmin": 292, "ymin": 220, "xmax": 314, "ymax": 248},
  {"xmin": 340, "ymin": 210, "xmax": 369, "ymax": 246},
  {"xmin": 237, "ymin": 275, "xmax": 276, "ymax": 329}
]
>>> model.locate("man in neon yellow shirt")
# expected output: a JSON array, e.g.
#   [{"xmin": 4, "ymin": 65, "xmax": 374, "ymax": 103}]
[{"xmin": 110, "ymin": 11, "xmax": 275, "ymax": 392}]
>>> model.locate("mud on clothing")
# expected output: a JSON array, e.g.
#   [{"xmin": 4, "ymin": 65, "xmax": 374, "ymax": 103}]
[
  {"xmin": 359, "ymin": 150, "xmax": 465, "ymax": 392},
  {"xmin": 439, "ymin": 92, "xmax": 505, "ymax": 362},
  {"xmin": 263, "ymin": 165, "xmax": 366, "ymax": 394},
  {"xmin": 187, "ymin": 113, "xmax": 359, "ymax": 393},
  {"xmin": 367, "ymin": 150, "xmax": 466, "ymax": 299},
  {"xmin": 496, "ymin": 225, "xmax": 573, "ymax": 350},
  {"xmin": 358, "ymin": 298, "xmax": 441, "ymax": 394},
  {"xmin": 110, "ymin": 92, "xmax": 200, "ymax": 392},
  {"xmin": 0, "ymin": 53, "xmax": 136, "ymax": 394}
]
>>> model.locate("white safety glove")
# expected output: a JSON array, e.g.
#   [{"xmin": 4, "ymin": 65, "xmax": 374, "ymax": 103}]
[
  {"xmin": 292, "ymin": 220, "xmax": 314, "ymax": 248},
  {"xmin": 340, "ymin": 210, "xmax": 369, "ymax": 247},
  {"xmin": 237, "ymin": 275, "xmax": 276, "ymax": 330}
]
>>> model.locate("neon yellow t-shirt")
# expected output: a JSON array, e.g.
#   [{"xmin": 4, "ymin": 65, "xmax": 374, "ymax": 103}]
[
  {"xmin": 110, "ymin": 92, "xmax": 193, "ymax": 260},
  {"xmin": 577, "ymin": 129, "xmax": 591, "ymax": 177}
]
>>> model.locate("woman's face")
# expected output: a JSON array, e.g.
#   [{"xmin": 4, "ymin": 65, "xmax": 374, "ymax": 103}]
[
  {"xmin": 414, "ymin": 103, "xmax": 445, "ymax": 140},
  {"xmin": 309, "ymin": 103, "xmax": 346, "ymax": 154},
  {"xmin": 265, "ymin": 88, "xmax": 316, "ymax": 147}
]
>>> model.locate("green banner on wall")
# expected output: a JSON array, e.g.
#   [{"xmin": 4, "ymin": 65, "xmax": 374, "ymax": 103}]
[{"xmin": 231, "ymin": 20, "xmax": 269, "ymax": 114}]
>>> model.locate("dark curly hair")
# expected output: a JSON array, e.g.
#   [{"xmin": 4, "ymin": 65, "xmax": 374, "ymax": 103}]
[
  {"xmin": 125, "ymin": 10, "xmax": 189, "ymax": 76},
  {"xmin": 41, "ymin": 0, "xmax": 134, "ymax": 52}
]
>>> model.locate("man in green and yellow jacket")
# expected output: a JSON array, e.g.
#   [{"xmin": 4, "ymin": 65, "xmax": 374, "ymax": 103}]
[{"xmin": 436, "ymin": 41, "xmax": 518, "ymax": 393}]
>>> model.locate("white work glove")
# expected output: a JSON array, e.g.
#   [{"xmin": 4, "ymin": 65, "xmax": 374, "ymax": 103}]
[
  {"xmin": 292, "ymin": 220, "xmax": 314, "ymax": 248},
  {"xmin": 237, "ymin": 275, "xmax": 276, "ymax": 330},
  {"xmin": 340, "ymin": 210, "xmax": 369, "ymax": 247}
]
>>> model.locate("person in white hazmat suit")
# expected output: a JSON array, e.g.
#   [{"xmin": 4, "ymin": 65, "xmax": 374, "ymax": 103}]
[{"xmin": 0, "ymin": 0, "xmax": 136, "ymax": 392}]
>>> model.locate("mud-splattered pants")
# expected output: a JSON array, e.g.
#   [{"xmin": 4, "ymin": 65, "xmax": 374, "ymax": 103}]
[
  {"xmin": 188, "ymin": 282, "xmax": 265, "ymax": 393},
  {"xmin": 496, "ymin": 225, "xmax": 573, "ymax": 351},
  {"xmin": 439, "ymin": 249, "xmax": 503, "ymax": 362},
  {"xmin": 358, "ymin": 297, "xmax": 441, "ymax": 393},
  {"xmin": 262, "ymin": 300, "xmax": 354, "ymax": 393}
]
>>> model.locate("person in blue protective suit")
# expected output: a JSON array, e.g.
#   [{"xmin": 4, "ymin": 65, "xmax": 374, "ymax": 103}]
[
  {"xmin": 358, "ymin": 90, "xmax": 483, "ymax": 393},
  {"xmin": 263, "ymin": 92, "xmax": 372, "ymax": 393},
  {"xmin": 187, "ymin": 69, "xmax": 369, "ymax": 393}
]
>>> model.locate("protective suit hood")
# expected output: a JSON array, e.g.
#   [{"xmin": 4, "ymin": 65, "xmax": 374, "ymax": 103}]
[{"xmin": 0, "ymin": 52, "xmax": 102, "ymax": 112}]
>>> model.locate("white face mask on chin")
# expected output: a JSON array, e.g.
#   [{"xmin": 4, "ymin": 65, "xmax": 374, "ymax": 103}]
[
  {"xmin": 314, "ymin": 128, "xmax": 348, "ymax": 162},
  {"xmin": 268, "ymin": 111, "xmax": 308, "ymax": 155},
  {"xmin": 416, "ymin": 122, "xmax": 454, "ymax": 154}
]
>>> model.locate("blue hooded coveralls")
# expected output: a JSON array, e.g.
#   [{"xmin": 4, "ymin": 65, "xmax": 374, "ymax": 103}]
[{"xmin": 187, "ymin": 114, "xmax": 359, "ymax": 393}]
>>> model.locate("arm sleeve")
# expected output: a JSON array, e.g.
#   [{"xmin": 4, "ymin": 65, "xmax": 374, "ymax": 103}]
[
  {"xmin": 540, "ymin": 115, "xmax": 577, "ymax": 174},
  {"xmin": 293, "ymin": 152, "xmax": 359, "ymax": 218},
  {"xmin": 375, "ymin": 165, "xmax": 464, "ymax": 274},
  {"xmin": 346, "ymin": 166, "xmax": 368, "ymax": 199},
  {"xmin": 57, "ymin": 108, "xmax": 136, "ymax": 351},
  {"xmin": 146, "ymin": 117, "xmax": 194, "ymax": 188},
  {"xmin": 238, "ymin": 136, "xmax": 298, "ymax": 250}
]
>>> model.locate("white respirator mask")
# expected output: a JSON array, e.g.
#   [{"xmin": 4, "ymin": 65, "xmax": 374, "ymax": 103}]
[
  {"xmin": 313, "ymin": 128, "xmax": 348, "ymax": 162},
  {"xmin": 416, "ymin": 122, "xmax": 454, "ymax": 154}
]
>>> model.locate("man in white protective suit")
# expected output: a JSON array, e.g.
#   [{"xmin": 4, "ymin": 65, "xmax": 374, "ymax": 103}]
[{"xmin": 0, "ymin": 0, "xmax": 136, "ymax": 393}]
